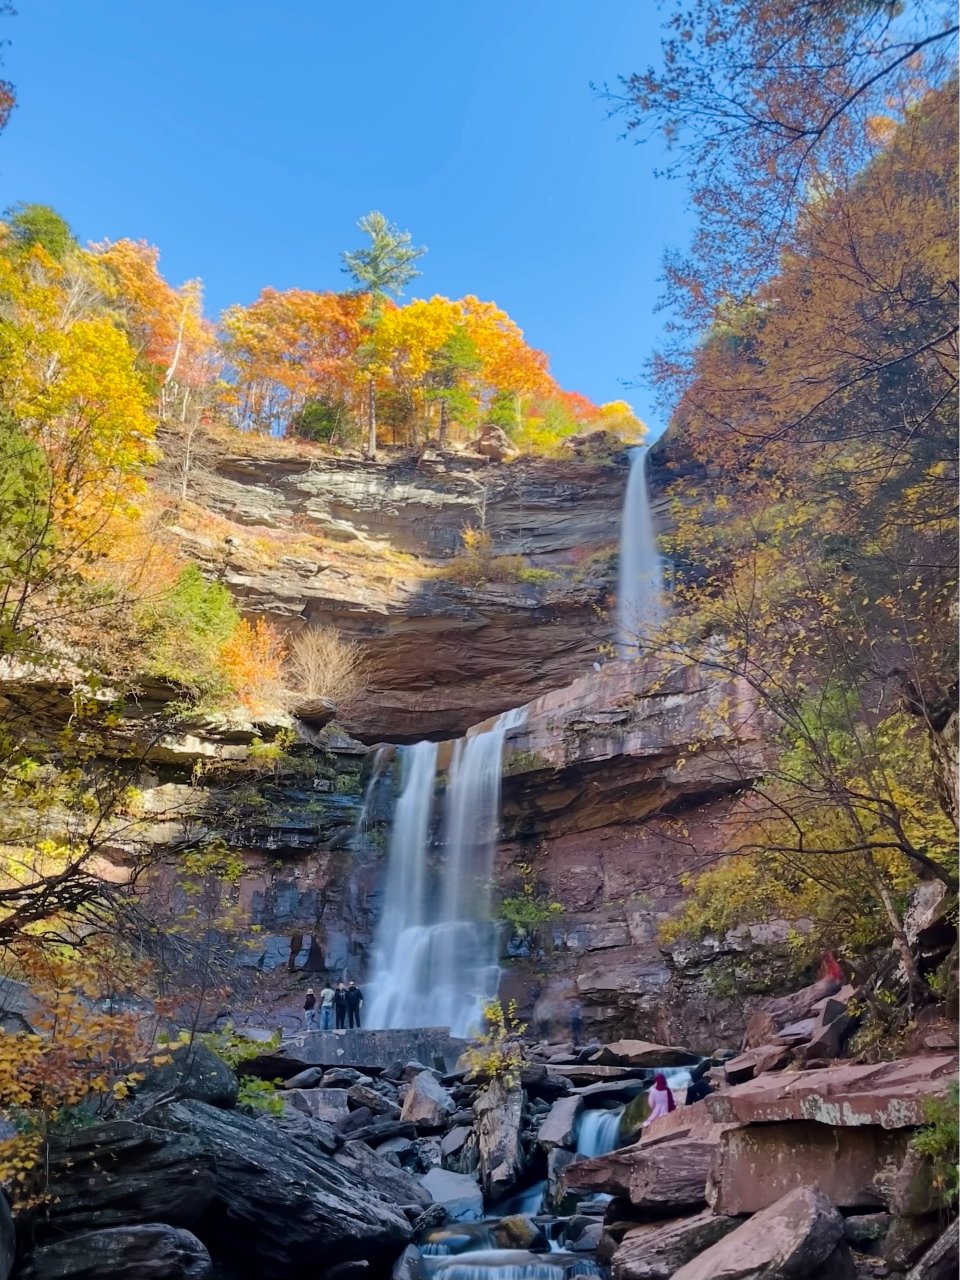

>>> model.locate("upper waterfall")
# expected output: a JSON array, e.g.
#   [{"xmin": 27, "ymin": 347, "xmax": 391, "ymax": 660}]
[
  {"xmin": 367, "ymin": 707, "xmax": 525, "ymax": 1037},
  {"xmin": 616, "ymin": 447, "xmax": 664, "ymax": 659}
]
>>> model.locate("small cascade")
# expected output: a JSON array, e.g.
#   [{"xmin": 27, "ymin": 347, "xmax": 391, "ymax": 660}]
[
  {"xmin": 351, "ymin": 746, "xmax": 387, "ymax": 852},
  {"xmin": 575, "ymin": 1107, "xmax": 623, "ymax": 1158},
  {"xmin": 367, "ymin": 707, "xmax": 525, "ymax": 1036},
  {"xmin": 422, "ymin": 1253, "xmax": 601, "ymax": 1280},
  {"xmin": 616, "ymin": 446, "xmax": 664, "ymax": 659}
]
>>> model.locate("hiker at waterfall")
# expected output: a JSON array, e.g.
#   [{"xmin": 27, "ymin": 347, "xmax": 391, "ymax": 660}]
[
  {"xmin": 568, "ymin": 998, "xmax": 584, "ymax": 1046},
  {"xmin": 334, "ymin": 981, "xmax": 348, "ymax": 1030},
  {"xmin": 303, "ymin": 988, "xmax": 317, "ymax": 1030},
  {"xmin": 685, "ymin": 1060, "xmax": 713, "ymax": 1105},
  {"xmin": 642, "ymin": 1072, "xmax": 676, "ymax": 1128},
  {"xmin": 345, "ymin": 980, "xmax": 364, "ymax": 1029},
  {"xmin": 318, "ymin": 982, "xmax": 336, "ymax": 1031}
]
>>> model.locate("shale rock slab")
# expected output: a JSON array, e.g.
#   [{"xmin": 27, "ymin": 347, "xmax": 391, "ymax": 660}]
[
  {"xmin": 671, "ymin": 1185, "xmax": 852, "ymax": 1280},
  {"xmin": 19, "ymin": 1224, "xmax": 212, "ymax": 1280},
  {"xmin": 400, "ymin": 1071, "xmax": 455, "ymax": 1128},
  {"xmin": 611, "ymin": 1211, "xmax": 741, "ymax": 1280}
]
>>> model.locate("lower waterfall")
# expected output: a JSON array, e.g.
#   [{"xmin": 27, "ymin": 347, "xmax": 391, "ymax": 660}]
[{"xmin": 367, "ymin": 707, "xmax": 525, "ymax": 1037}]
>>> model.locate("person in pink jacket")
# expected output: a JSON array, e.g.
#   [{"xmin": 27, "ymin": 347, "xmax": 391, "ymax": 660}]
[{"xmin": 642, "ymin": 1072, "xmax": 677, "ymax": 1128}]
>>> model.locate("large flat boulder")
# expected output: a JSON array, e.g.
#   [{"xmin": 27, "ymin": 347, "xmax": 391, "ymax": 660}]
[
  {"xmin": 612, "ymin": 1211, "xmax": 741, "ymax": 1279},
  {"xmin": 255, "ymin": 1028, "xmax": 468, "ymax": 1075},
  {"xmin": 475, "ymin": 1078, "xmax": 525, "ymax": 1199},
  {"xmin": 705, "ymin": 1055, "xmax": 957, "ymax": 1129},
  {"xmin": 284, "ymin": 1087, "xmax": 351, "ymax": 1124},
  {"xmin": 708, "ymin": 1120, "xmax": 910, "ymax": 1214},
  {"xmin": 563, "ymin": 1130, "xmax": 722, "ymax": 1212},
  {"xmin": 19, "ymin": 1224, "xmax": 211, "ymax": 1280},
  {"xmin": 595, "ymin": 1040, "xmax": 699, "ymax": 1068},
  {"xmin": 671, "ymin": 1186, "xmax": 852, "ymax": 1280},
  {"xmin": 157, "ymin": 1100, "xmax": 411, "ymax": 1278}
]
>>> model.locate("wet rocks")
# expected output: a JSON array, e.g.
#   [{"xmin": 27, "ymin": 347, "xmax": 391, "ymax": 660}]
[
  {"xmin": 419, "ymin": 1168, "xmax": 483, "ymax": 1222},
  {"xmin": 19, "ymin": 1224, "xmax": 212, "ymax": 1280},
  {"xmin": 400, "ymin": 1071, "xmax": 456, "ymax": 1128},
  {"xmin": 564, "ymin": 1132, "xmax": 719, "ymax": 1212},
  {"xmin": 670, "ymin": 1185, "xmax": 852, "ymax": 1280},
  {"xmin": 538, "ymin": 1095, "xmax": 584, "ymax": 1149}
]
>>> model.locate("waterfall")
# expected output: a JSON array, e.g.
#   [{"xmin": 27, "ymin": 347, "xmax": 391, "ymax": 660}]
[
  {"xmin": 367, "ymin": 707, "xmax": 525, "ymax": 1037},
  {"xmin": 575, "ymin": 1108, "xmax": 623, "ymax": 1158},
  {"xmin": 616, "ymin": 447, "xmax": 664, "ymax": 659}
]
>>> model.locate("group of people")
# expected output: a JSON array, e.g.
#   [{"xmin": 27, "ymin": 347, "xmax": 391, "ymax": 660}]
[{"xmin": 303, "ymin": 980, "xmax": 363, "ymax": 1031}]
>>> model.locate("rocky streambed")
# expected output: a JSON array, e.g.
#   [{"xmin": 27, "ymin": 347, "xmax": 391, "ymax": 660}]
[{"xmin": 7, "ymin": 974, "xmax": 954, "ymax": 1280}]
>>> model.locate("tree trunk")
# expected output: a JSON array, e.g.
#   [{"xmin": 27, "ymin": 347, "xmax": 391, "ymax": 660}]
[
  {"xmin": 438, "ymin": 398, "xmax": 449, "ymax": 446},
  {"xmin": 366, "ymin": 376, "xmax": 377, "ymax": 457}
]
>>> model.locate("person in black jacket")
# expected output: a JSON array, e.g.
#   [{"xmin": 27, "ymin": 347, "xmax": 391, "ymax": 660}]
[
  {"xmin": 334, "ymin": 982, "xmax": 348, "ymax": 1031},
  {"xmin": 303, "ymin": 988, "xmax": 317, "ymax": 1030},
  {"xmin": 345, "ymin": 980, "xmax": 363, "ymax": 1029}
]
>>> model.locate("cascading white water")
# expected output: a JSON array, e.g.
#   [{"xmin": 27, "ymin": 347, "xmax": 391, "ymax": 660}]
[
  {"xmin": 616, "ymin": 447, "xmax": 664, "ymax": 659},
  {"xmin": 575, "ymin": 1108, "xmax": 623, "ymax": 1158},
  {"xmin": 367, "ymin": 707, "xmax": 525, "ymax": 1036},
  {"xmin": 365, "ymin": 741, "xmax": 439, "ymax": 1027}
]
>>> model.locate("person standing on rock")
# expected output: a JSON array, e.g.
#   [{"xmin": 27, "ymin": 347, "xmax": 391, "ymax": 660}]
[
  {"xmin": 334, "ymin": 981, "xmax": 348, "ymax": 1031},
  {"xmin": 345, "ymin": 980, "xmax": 363, "ymax": 1029},
  {"xmin": 642, "ymin": 1072, "xmax": 676, "ymax": 1129},
  {"xmin": 318, "ymin": 982, "xmax": 336, "ymax": 1031},
  {"xmin": 303, "ymin": 988, "xmax": 317, "ymax": 1030}
]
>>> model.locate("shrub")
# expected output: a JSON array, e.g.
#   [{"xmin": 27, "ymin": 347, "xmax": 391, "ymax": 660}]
[
  {"xmin": 285, "ymin": 625, "xmax": 371, "ymax": 716},
  {"xmin": 141, "ymin": 563, "xmax": 239, "ymax": 694},
  {"xmin": 462, "ymin": 999, "xmax": 526, "ymax": 1088},
  {"xmin": 912, "ymin": 1081, "xmax": 959, "ymax": 1208},
  {"xmin": 218, "ymin": 616, "xmax": 287, "ymax": 716}
]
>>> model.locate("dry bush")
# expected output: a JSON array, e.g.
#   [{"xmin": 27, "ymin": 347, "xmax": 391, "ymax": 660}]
[{"xmin": 285, "ymin": 625, "xmax": 371, "ymax": 716}]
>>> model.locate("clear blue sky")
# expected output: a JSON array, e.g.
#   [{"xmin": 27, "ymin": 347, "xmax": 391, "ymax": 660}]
[{"xmin": 0, "ymin": 1, "xmax": 691, "ymax": 432}]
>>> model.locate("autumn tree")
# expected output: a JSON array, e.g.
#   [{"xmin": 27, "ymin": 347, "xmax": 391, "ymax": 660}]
[
  {"xmin": 640, "ymin": 84, "xmax": 957, "ymax": 986},
  {"xmin": 341, "ymin": 211, "xmax": 427, "ymax": 456}
]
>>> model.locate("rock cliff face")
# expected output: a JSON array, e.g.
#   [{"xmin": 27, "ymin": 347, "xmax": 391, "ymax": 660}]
[{"xmin": 166, "ymin": 444, "xmax": 633, "ymax": 741}]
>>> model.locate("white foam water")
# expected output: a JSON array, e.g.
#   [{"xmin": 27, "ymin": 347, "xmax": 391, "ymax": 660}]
[{"xmin": 616, "ymin": 446, "xmax": 664, "ymax": 658}]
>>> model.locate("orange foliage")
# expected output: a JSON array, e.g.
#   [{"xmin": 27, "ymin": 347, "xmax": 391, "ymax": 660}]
[{"xmin": 218, "ymin": 616, "xmax": 288, "ymax": 715}]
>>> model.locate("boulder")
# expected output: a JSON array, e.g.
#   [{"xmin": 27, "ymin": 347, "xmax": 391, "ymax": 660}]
[
  {"xmin": 135, "ymin": 1042, "xmax": 238, "ymax": 1110},
  {"xmin": 875, "ymin": 1146, "xmax": 941, "ymax": 1217},
  {"xmin": 709, "ymin": 1121, "xmax": 910, "ymax": 1214},
  {"xmin": 418, "ymin": 1168, "xmax": 483, "ymax": 1222},
  {"xmin": 157, "ymin": 1100, "xmax": 411, "ymax": 1278},
  {"xmin": 284, "ymin": 1066, "xmax": 326, "ymax": 1090},
  {"xmin": 538, "ymin": 1095, "xmax": 584, "ymax": 1149},
  {"xmin": 393, "ymin": 1245, "xmax": 422, "ymax": 1280},
  {"xmin": 274, "ymin": 1111, "xmax": 342, "ymax": 1155},
  {"xmin": 883, "ymin": 1215, "xmax": 942, "ymax": 1270},
  {"xmin": 19, "ymin": 1224, "xmax": 212, "ymax": 1280},
  {"xmin": 705, "ymin": 1055, "xmax": 957, "ymax": 1129},
  {"xmin": 400, "ymin": 1071, "xmax": 455, "ymax": 1128},
  {"xmin": 37, "ymin": 1121, "xmax": 216, "ymax": 1239},
  {"xmin": 474, "ymin": 1078, "xmax": 525, "ymax": 1200},
  {"xmin": 842, "ymin": 1212, "xmax": 891, "ymax": 1252},
  {"xmin": 611, "ymin": 1211, "xmax": 741, "ymax": 1280},
  {"xmin": 671, "ymin": 1186, "xmax": 852, "ymax": 1280},
  {"xmin": 473, "ymin": 424, "xmax": 517, "ymax": 461},
  {"xmin": 545, "ymin": 1147, "xmax": 576, "ymax": 1211},
  {"xmin": 570, "ymin": 1222, "xmax": 604, "ymax": 1252},
  {"xmin": 595, "ymin": 1040, "xmax": 698, "ymax": 1068},
  {"xmin": 348, "ymin": 1119, "xmax": 419, "ymax": 1146},
  {"xmin": 906, "ymin": 1221, "xmax": 960, "ymax": 1280},
  {"xmin": 349, "ymin": 1082, "xmax": 401, "ymax": 1119},
  {"xmin": 284, "ymin": 1087, "xmax": 351, "ymax": 1124},
  {"xmin": 563, "ymin": 1132, "xmax": 719, "ymax": 1211},
  {"xmin": 744, "ymin": 976, "xmax": 844, "ymax": 1049},
  {"xmin": 440, "ymin": 1127, "xmax": 471, "ymax": 1161},
  {"xmin": 490, "ymin": 1215, "xmax": 548, "ymax": 1250}
]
